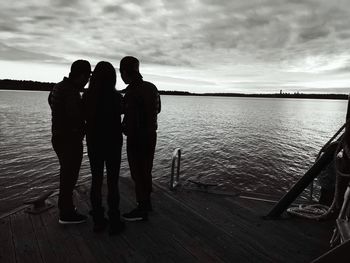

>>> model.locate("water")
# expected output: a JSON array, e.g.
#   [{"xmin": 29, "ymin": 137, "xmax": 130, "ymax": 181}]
[{"xmin": 0, "ymin": 90, "xmax": 347, "ymax": 215}]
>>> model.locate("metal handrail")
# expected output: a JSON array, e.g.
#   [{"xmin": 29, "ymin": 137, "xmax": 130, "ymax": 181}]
[{"xmin": 170, "ymin": 148, "xmax": 181, "ymax": 190}]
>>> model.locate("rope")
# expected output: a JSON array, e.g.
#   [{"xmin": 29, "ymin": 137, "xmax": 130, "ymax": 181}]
[{"xmin": 287, "ymin": 204, "xmax": 330, "ymax": 219}]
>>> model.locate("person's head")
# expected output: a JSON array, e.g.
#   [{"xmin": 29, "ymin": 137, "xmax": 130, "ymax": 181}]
[
  {"xmin": 68, "ymin": 60, "xmax": 91, "ymax": 91},
  {"xmin": 119, "ymin": 56, "xmax": 143, "ymax": 84},
  {"xmin": 89, "ymin": 61, "xmax": 116, "ymax": 92}
]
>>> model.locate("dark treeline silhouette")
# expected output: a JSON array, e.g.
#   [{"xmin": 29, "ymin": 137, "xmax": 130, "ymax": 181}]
[
  {"xmin": 157, "ymin": 90, "xmax": 349, "ymax": 100},
  {"xmin": 0, "ymin": 79, "xmax": 55, "ymax": 91},
  {"xmin": 157, "ymin": 90, "xmax": 192, "ymax": 96},
  {"xmin": 0, "ymin": 78, "xmax": 348, "ymax": 100},
  {"xmin": 199, "ymin": 92, "xmax": 349, "ymax": 100}
]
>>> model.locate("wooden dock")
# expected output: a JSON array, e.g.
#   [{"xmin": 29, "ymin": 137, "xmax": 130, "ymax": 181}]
[{"xmin": 0, "ymin": 177, "xmax": 333, "ymax": 263}]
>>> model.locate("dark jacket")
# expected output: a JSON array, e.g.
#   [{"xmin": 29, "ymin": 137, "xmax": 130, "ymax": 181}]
[
  {"xmin": 82, "ymin": 89, "xmax": 123, "ymax": 146},
  {"xmin": 122, "ymin": 79, "xmax": 161, "ymax": 137},
  {"xmin": 48, "ymin": 77, "xmax": 84, "ymax": 138}
]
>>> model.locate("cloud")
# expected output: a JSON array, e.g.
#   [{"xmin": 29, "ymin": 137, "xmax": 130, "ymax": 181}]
[
  {"xmin": 0, "ymin": 0, "xmax": 350, "ymax": 92},
  {"xmin": 0, "ymin": 43, "xmax": 63, "ymax": 62}
]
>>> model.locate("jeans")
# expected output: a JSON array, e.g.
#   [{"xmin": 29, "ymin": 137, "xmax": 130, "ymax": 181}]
[
  {"xmin": 127, "ymin": 131, "xmax": 157, "ymax": 204},
  {"xmin": 87, "ymin": 136, "xmax": 122, "ymax": 220},
  {"xmin": 52, "ymin": 135, "xmax": 83, "ymax": 215}
]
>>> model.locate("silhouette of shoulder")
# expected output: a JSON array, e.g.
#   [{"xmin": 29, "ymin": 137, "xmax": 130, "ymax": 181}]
[{"xmin": 49, "ymin": 77, "xmax": 84, "ymax": 135}]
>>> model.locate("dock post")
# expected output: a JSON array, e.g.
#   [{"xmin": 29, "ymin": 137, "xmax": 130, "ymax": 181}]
[{"xmin": 24, "ymin": 190, "xmax": 54, "ymax": 214}]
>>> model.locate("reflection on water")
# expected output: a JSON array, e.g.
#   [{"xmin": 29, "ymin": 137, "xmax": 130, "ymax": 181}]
[{"xmin": 0, "ymin": 90, "xmax": 347, "ymax": 214}]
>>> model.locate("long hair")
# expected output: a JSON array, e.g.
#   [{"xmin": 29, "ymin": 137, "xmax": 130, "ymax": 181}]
[
  {"xmin": 88, "ymin": 61, "xmax": 116, "ymax": 94},
  {"xmin": 83, "ymin": 61, "xmax": 118, "ymax": 134}
]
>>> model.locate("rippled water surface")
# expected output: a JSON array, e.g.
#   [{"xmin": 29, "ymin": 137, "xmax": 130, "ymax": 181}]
[{"xmin": 0, "ymin": 90, "xmax": 347, "ymax": 214}]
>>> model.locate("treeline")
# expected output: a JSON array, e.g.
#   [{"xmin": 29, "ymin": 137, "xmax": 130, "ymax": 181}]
[
  {"xmin": 160, "ymin": 91, "xmax": 349, "ymax": 100},
  {"xmin": 158, "ymin": 90, "xmax": 192, "ymax": 96},
  {"xmin": 199, "ymin": 92, "xmax": 349, "ymax": 100},
  {"xmin": 0, "ymin": 79, "xmax": 54, "ymax": 91},
  {"xmin": 0, "ymin": 79, "xmax": 348, "ymax": 100}
]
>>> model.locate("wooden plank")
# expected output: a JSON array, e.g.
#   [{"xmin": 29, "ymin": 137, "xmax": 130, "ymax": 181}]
[
  {"xmin": 4, "ymin": 176, "xmax": 331, "ymax": 263},
  {"xmin": 59, "ymin": 219, "xmax": 98, "ymax": 263},
  {"xmin": 139, "ymin": 192, "xmax": 225, "ymax": 262},
  {"xmin": 61, "ymin": 191, "xmax": 99, "ymax": 263},
  {"xmin": 11, "ymin": 211, "xmax": 43, "ymax": 263},
  {"xmin": 152, "ymin": 216, "xmax": 224, "ymax": 263},
  {"xmin": 176, "ymin": 189, "xmax": 331, "ymax": 263},
  {"xmin": 0, "ymin": 217, "xmax": 16, "ymax": 263},
  {"xmin": 120, "ymin": 186, "xmax": 197, "ymax": 262},
  {"xmin": 226, "ymin": 193, "xmax": 328, "ymax": 257},
  {"xmin": 311, "ymin": 238, "xmax": 350, "ymax": 263},
  {"xmin": 0, "ymin": 205, "xmax": 28, "ymax": 220},
  {"xmin": 154, "ymin": 190, "xmax": 274, "ymax": 263},
  {"xmin": 121, "ymin": 177, "xmax": 272, "ymax": 262},
  {"xmin": 30, "ymin": 214, "xmax": 60, "ymax": 263},
  {"xmin": 75, "ymin": 179, "xmax": 332, "ymax": 263},
  {"xmin": 121, "ymin": 179, "xmax": 216, "ymax": 262},
  {"xmin": 228, "ymin": 195, "xmax": 333, "ymax": 242},
  {"xmin": 74, "ymin": 187, "xmax": 140, "ymax": 263},
  {"xmin": 39, "ymin": 200, "xmax": 91, "ymax": 263}
]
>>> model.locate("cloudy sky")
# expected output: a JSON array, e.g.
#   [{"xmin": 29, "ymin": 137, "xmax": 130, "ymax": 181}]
[{"xmin": 1, "ymin": 0, "xmax": 350, "ymax": 93}]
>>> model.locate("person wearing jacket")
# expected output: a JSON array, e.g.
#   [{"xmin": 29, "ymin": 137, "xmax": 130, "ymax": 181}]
[
  {"xmin": 119, "ymin": 56, "xmax": 161, "ymax": 221},
  {"xmin": 83, "ymin": 61, "xmax": 125, "ymax": 235},
  {"xmin": 48, "ymin": 60, "xmax": 91, "ymax": 224}
]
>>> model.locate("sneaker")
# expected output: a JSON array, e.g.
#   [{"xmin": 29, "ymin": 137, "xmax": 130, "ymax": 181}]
[
  {"xmin": 122, "ymin": 208, "xmax": 148, "ymax": 222},
  {"xmin": 109, "ymin": 220, "xmax": 126, "ymax": 236},
  {"xmin": 59, "ymin": 211, "xmax": 87, "ymax": 224}
]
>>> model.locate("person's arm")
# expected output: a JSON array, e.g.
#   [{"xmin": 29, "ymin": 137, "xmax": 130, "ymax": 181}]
[
  {"xmin": 65, "ymin": 91, "xmax": 84, "ymax": 136},
  {"xmin": 119, "ymin": 93, "xmax": 125, "ymax": 115},
  {"xmin": 48, "ymin": 91, "xmax": 52, "ymax": 107},
  {"xmin": 344, "ymin": 120, "xmax": 350, "ymax": 158},
  {"xmin": 156, "ymin": 92, "xmax": 161, "ymax": 114}
]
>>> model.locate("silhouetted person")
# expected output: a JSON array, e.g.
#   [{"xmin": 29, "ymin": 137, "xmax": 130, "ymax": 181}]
[
  {"xmin": 82, "ymin": 61, "xmax": 125, "ymax": 234},
  {"xmin": 120, "ymin": 56, "xmax": 161, "ymax": 221},
  {"xmin": 48, "ymin": 60, "xmax": 91, "ymax": 224},
  {"xmin": 344, "ymin": 114, "xmax": 350, "ymax": 165}
]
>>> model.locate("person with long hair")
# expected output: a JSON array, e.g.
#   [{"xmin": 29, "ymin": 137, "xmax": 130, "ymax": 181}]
[{"xmin": 83, "ymin": 61, "xmax": 125, "ymax": 235}]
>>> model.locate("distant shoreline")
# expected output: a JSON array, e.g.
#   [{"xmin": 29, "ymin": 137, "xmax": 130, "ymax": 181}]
[{"xmin": 0, "ymin": 78, "xmax": 348, "ymax": 100}]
